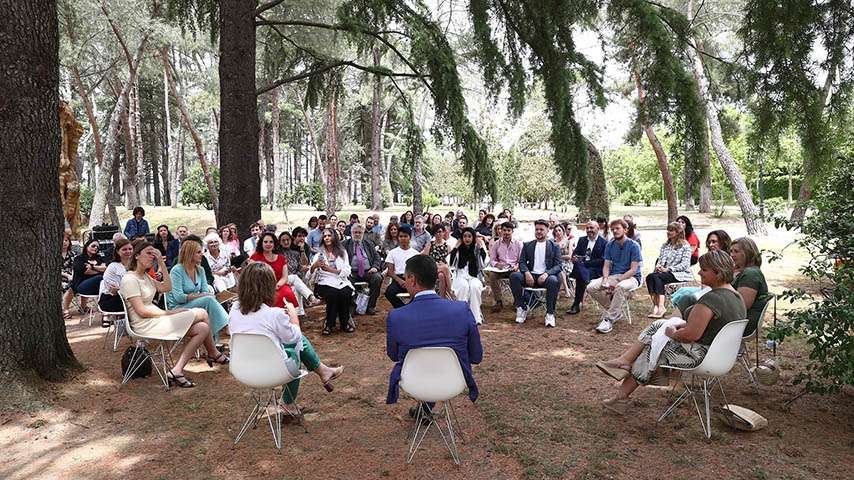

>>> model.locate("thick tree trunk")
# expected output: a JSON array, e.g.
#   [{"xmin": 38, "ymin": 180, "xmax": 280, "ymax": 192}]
[
  {"xmin": 699, "ymin": 142, "xmax": 712, "ymax": 212},
  {"xmin": 0, "ymin": 0, "xmax": 80, "ymax": 387},
  {"xmin": 580, "ymin": 139, "xmax": 609, "ymax": 221},
  {"xmin": 163, "ymin": 69, "xmax": 173, "ymax": 206},
  {"xmin": 89, "ymin": 34, "xmax": 149, "ymax": 229},
  {"xmin": 162, "ymin": 46, "xmax": 219, "ymax": 221},
  {"xmin": 152, "ymin": 135, "xmax": 161, "ymax": 205},
  {"xmin": 370, "ymin": 47, "xmax": 384, "ymax": 210},
  {"xmin": 295, "ymin": 86, "xmax": 325, "ymax": 190},
  {"xmin": 219, "ymin": 0, "xmax": 259, "ymax": 236},
  {"xmin": 688, "ymin": 38, "xmax": 766, "ymax": 234},
  {"xmin": 271, "ymin": 87, "xmax": 281, "ymax": 207},
  {"xmin": 325, "ymin": 81, "xmax": 339, "ymax": 215}
]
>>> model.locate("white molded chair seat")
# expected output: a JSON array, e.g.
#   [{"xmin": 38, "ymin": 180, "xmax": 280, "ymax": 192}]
[
  {"xmin": 118, "ymin": 293, "xmax": 181, "ymax": 390},
  {"xmin": 230, "ymin": 333, "xmax": 309, "ymax": 452},
  {"xmin": 78, "ymin": 292, "xmax": 101, "ymax": 327},
  {"xmin": 98, "ymin": 295, "xmax": 126, "ymax": 352},
  {"xmin": 400, "ymin": 347, "xmax": 467, "ymax": 465},
  {"xmin": 658, "ymin": 319, "xmax": 749, "ymax": 439}
]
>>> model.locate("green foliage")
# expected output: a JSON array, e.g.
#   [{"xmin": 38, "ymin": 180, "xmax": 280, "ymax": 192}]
[
  {"xmin": 402, "ymin": 191, "xmax": 440, "ymax": 210},
  {"xmin": 603, "ymin": 143, "xmax": 665, "ymax": 207},
  {"xmin": 181, "ymin": 164, "xmax": 220, "ymax": 210},
  {"xmin": 292, "ymin": 182, "xmax": 326, "ymax": 211},
  {"xmin": 771, "ymin": 156, "xmax": 854, "ymax": 395},
  {"xmin": 79, "ymin": 184, "xmax": 95, "ymax": 216}
]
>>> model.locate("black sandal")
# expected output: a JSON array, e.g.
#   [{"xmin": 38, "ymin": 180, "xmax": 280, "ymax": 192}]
[
  {"xmin": 167, "ymin": 372, "xmax": 196, "ymax": 388},
  {"xmin": 321, "ymin": 325, "xmax": 333, "ymax": 336},
  {"xmin": 342, "ymin": 324, "xmax": 356, "ymax": 334},
  {"xmin": 206, "ymin": 352, "xmax": 229, "ymax": 367}
]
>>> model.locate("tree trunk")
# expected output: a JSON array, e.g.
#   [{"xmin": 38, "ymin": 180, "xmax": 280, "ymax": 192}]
[
  {"xmin": 152, "ymin": 135, "xmax": 161, "ymax": 205},
  {"xmin": 787, "ymin": 163, "xmax": 793, "ymax": 207},
  {"xmin": 119, "ymin": 87, "xmax": 139, "ymax": 210},
  {"xmin": 684, "ymin": 143, "xmax": 696, "ymax": 211},
  {"xmin": 0, "ymin": 0, "xmax": 80, "ymax": 387},
  {"xmin": 271, "ymin": 87, "xmax": 281, "ymax": 207},
  {"xmin": 133, "ymin": 77, "xmax": 145, "ymax": 205},
  {"xmin": 89, "ymin": 34, "xmax": 149, "ymax": 229},
  {"xmin": 699, "ymin": 142, "xmax": 711, "ymax": 212},
  {"xmin": 688, "ymin": 37, "xmax": 766, "ymax": 234},
  {"xmin": 163, "ymin": 68, "xmax": 173, "ymax": 206},
  {"xmin": 219, "ymin": 0, "xmax": 260, "ymax": 236},
  {"xmin": 580, "ymin": 139, "xmax": 608, "ymax": 221},
  {"xmin": 209, "ymin": 109, "xmax": 218, "ymax": 169},
  {"xmin": 162, "ymin": 46, "xmax": 219, "ymax": 221},
  {"xmin": 295, "ymin": 85, "xmax": 325, "ymax": 190},
  {"xmin": 63, "ymin": 5, "xmax": 102, "ymax": 166},
  {"xmin": 325, "ymin": 80, "xmax": 339, "ymax": 215},
  {"xmin": 293, "ymin": 128, "xmax": 302, "ymax": 185},
  {"xmin": 370, "ymin": 47, "xmax": 384, "ymax": 210}
]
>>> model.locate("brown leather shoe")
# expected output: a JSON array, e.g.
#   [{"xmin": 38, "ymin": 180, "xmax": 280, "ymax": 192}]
[
  {"xmin": 491, "ymin": 301, "xmax": 503, "ymax": 313},
  {"xmin": 365, "ymin": 308, "xmax": 378, "ymax": 315}
]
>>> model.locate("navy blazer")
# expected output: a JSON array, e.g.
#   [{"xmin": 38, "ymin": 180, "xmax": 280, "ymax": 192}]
[
  {"xmin": 518, "ymin": 239, "xmax": 563, "ymax": 276},
  {"xmin": 165, "ymin": 239, "xmax": 181, "ymax": 268},
  {"xmin": 572, "ymin": 235, "xmax": 607, "ymax": 272},
  {"xmin": 386, "ymin": 292, "xmax": 483, "ymax": 404}
]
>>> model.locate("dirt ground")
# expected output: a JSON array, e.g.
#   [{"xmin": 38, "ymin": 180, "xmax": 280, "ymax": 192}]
[{"xmin": 4, "ymin": 208, "xmax": 853, "ymax": 479}]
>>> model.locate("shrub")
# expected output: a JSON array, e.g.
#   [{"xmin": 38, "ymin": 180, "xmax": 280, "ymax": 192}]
[
  {"xmin": 617, "ymin": 191, "xmax": 635, "ymax": 206},
  {"xmin": 79, "ymin": 184, "xmax": 94, "ymax": 216},
  {"xmin": 181, "ymin": 164, "xmax": 220, "ymax": 209},
  {"xmin": 771, "ymin": 156, "xmax": 854, "ymax": 395},
  {"xmin": 292, "ymin": 182, "xmax": 325, "ymax": 211}
]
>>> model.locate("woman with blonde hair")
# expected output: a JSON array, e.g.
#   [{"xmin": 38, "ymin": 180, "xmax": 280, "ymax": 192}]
[
  {"xmin": 167, "ymin": 239, "xmax": 230, "ymax": 348},
  {"xmin": 646, "ymin": 222, "xmax": 694, "ymax": 318},
  {"xmin": 728, "ymin": 237, "xmax": 769, "ymax": 337},
  {"xmin": 120, "ymin": 242, "xmax": 221, "ymax": 388},
  {"xmin": 229, "ymin": 262, "xmax": 344, "ymax": 415}
]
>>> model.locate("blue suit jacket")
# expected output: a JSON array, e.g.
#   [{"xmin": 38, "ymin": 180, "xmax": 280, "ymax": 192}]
[
  {"xmin": 572, "ymin": 236, "xmax": 607, "ymax": 274},
  {"xmin": 518, "ymin": 239, "xmax": 562, "ymax": 276},
  {"xmin": 165, "ymin": 239, "xmax": 181, "ymax": 268},
  {"xmin": 386, "ymin": 292, "xmax": 483, "ymax": 404}
]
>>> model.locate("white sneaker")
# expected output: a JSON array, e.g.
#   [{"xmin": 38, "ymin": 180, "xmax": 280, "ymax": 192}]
[
  {"xmin": 544, "ymin": 313, "xmax": 556, "ymax": 328},
  {"xmin": 596, "ymin": 317, "xmax": 613, "ymax": 334},
  {"xmin": 476, "ymin": 317, "xmax": 483, "ymax": 325},
  {"xmin": 515, "ymin": 307, "xmax": 528, "ymax": 324}
]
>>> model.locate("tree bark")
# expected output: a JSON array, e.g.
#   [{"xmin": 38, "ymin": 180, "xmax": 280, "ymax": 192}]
[
  {"xmin": 688, "ymin": 37, "xmax": 766, "ymax": 234},
  {"xmin": 152, "ymin": 134, "xmax": 161, "ymax": 205},
  {"xmin": 293, "ymin": 127, "xmax": 302, "ymax": 185},
  {"xmin": 133, "ymin": 77, "xmax": 145, "ymax": 205},
  {"xmin": 580, "ymin": 139, "xmax": 609, "ymax": 221},
  {"xmin": 220, "ymin": 0, "xmax": 260, "ymax": 236},
  {"xmin": 0, "ymin": 0, "xmax": 81, "ymax": 387},
  {"xmin": 118, "ymin": 80, "xmax": 139, "ymax": 210},
  {"xmin": 271, "ymin": 88, "xmax": 281, "ymax": 207},
  {"xmin": 295, "ymin": 85, "xmax": 325, "ymax": 190},
  {"xmin": 325, "ymin": 79, "xmax": 339, "ymax": 215},
  {"xmin": 63, "ymin": 4, "xmax": 102, "ymax": 166},
  {"xmin": 89, "ymin": 34, "xmax": 149, "ymax": 229},
  {"xmin": 370, "ymin": 47, "xmax": 385, "ymax": 210},
  {"xmin": 699, "ymin": 143, "xmax": 712, "ymax": 212},
  {"xmin": 162, "ymin": 46, "xmax": 219, "ymax": 221}
]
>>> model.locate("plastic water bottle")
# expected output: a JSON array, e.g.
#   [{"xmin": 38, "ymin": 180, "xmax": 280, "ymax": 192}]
[{"xmin": 766, "ymin": 339, "xmax": 779, "ymax": 349}]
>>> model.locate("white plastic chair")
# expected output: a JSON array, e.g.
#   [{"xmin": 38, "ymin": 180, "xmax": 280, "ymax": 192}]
[
  {"xmin": 737, "ymin": 294, "xmax": 776, "ymax": 386},
  {"xmin": 78, "ymin": 292, "xmax": 100, "ymax": 327},
  {"xmin": 230, "ymin": 333, "xmax": 309, "ymax": 453},
  {"xmin": 399, "ymin": 347, "xmax": 467, "ymax": 465},
  {"xmin": 118, "ymin": 293, "xmax": 182, "ymax": 391},
  {"xmin": 98, "ymin": 289, "xmax": 126, "ymax": 352},
  {"xmin": 657, "ymin": 319, "xmax": 749, "ymax": 440}
]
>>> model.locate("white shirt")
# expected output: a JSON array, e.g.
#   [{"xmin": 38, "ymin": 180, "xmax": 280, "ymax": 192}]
[
  {"xmin": 100, "ymin": 262, "xmax": 127, "ymax": 295},
  {"xmin": 386, "ymin": 246, "xmax": 420, "ymax": 275},
  {"xmin": 228, "ymin": 303, "xmax": 302, "ymax": 360},
  {"xmin": 316, "ymin": 250, "xmax": 352, "ymax": 289},
  {"xmin": 243, "ymin": 236, "xmax": 257, "ymax": 255},
  {"xmin": 533, "ymin": 240, "xmax": 547, "ymax": 275}
]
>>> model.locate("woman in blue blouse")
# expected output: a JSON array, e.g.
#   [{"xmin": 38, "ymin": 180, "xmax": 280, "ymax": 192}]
[{"xmin": 166, "ymin": 239, "xmax": 229, "ymax": 357}]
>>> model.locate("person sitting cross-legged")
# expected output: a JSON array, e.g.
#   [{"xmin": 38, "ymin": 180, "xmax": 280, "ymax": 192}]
[
  {"xmin": 384, "ymin": 226, "xmax": 420, "ymax": 309},
  {"xmin": 485, "ymin": 221, "xmax": 522, "ymax": 312},
  {"xmin": 646, "ymin": 222, "xmax": 693, "ymax": 318},
  {"xmin": 342, "ymin": 223, "xmax": 383, "ymax": 315},
  {"xmin": 588, "ymin": 219, "xmax": 643, "ymax": 334},
  {"xmin": 509, "ymin": 219, "xmax": 562, "ymax": 327},
  {"xmin": 566, "ymin": 221, "xmax": 607, "ymax": 315}
]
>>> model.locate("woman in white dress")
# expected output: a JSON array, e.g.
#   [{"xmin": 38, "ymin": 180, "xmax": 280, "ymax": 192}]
[
  {"xmin": 120, "ymin": 242, "xmax": 221, "ymax": 388},
  {"xmin": 203, "ymin": 233, "xmax": 237, "ymax": 292},
  {"xmin": 449, "ymin": 227, "xmax": 488, "ymax": 324}
]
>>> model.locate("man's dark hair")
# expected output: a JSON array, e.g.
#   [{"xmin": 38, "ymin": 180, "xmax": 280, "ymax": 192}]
[
  {"xmin": 405, "ymin": 254, "xmax": 438, "ymax": 289},
  {"xmin": 318, "ymin": 214, "xmax": 328, "ymax": 221},
  {"xmin": 534, "ymin": 219, "xmax": 549, "ymax": 228},
  {"xmin": 596, "ymin": 215, "xmax": 608, "ymax": 224},
  {"xmin": 185, "ymin": 234, "xmax": 202, "ymax": 244},
  {"xmin": 132, "ymin": 206, "xmax": 145, "ymax": 216},
  {"xmin": 398, "ymin": 225, "xmax": 412, "ymax": 237},
  {"xmin": 459, "ymin": 214, "xmax": 468, "ymax": 221},
  {"xmin": 292, "ymin": 226, "xmax": 308, "ymax": 237},
  {"xmin": 250, "ymin": 222, "xmax": 260, "ymax": 230},
  {"xmin": 349, "ymin": 213, "xmax": 359, "ymax": 220}
]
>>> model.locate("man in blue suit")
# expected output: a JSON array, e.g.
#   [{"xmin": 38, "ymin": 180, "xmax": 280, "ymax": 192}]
[
  {"xmin": 566, "ymin": 220, "xmax": 607, "ymax": 315},
  {"xmin": 165, "ymin": 225, "xmax": 188, "ymax": 268},
  {"xmin": 386, "ymin": 255, "xmax": 483, "ymax": 417},
  {"xmin": 509, "ymin": 219, "xmax": 563, "ymax": 327}
]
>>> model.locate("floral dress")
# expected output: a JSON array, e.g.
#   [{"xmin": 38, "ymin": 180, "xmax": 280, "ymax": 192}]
[
  {"xmin": 429, "ymin": 242, "xmax": 450, "ymax": 265},
  {"xmin": 559, "ymin": 241, "xmax": 574, "ymax": 276},
  {"xmin": 61, "ymin": 250, "xmax": 74, "ymax": 292}
]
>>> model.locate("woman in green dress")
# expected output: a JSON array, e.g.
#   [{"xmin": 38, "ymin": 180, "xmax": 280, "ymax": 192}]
[
  {"xmin": 595, "ymin": 250, "xmax": 747, "ymax": 415},
  {"xmin": 728, "ymin": 237, "xmax": 769, "ymax": 337}
]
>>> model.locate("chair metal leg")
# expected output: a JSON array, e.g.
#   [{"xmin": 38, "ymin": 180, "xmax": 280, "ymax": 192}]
[
  {"xmin": 737, "ymin": 343, "xmax": 758, "ymax": 387},
  {"xmin": 233, "ymin": 389, "xmax": 284, "ymax": 453},
  {"xmin": 405, "ymin": 400, "xmax": 461, "ymax": 465},
  {"xmin": 102, "ymin": 319, "xmax": 113, "ymax": 349},
  {"xmin": 113, "ymin": 320, "xmax": 125, "ymax": 352},
  {"xmin": 658, "ymin": 379, "xmax": 692, "ymax": 423},
  {"xmin": 120, "ymin": 341, "xmax": 143, "ymax": 385}
]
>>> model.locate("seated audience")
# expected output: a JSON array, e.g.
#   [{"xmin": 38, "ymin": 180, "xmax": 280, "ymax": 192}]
[
  {"xmin": 597, "ymin": 215, "xmax": 609, "ymax": 240},
  {"xmin": 475, "ymin": 214, "xmax": 495, "ymax": 246},
  {"xmin": 385, "ymin": 255, "xmax": 483, "ymax": 411},
  {"xmin": 278, "ymin": 231, "xmax": 320, "ymax": 316},
  {"xmin": 61, "ymin": 233, "xmax": 75, "ymax": 319},
  {"xmin": 588, "ymin": 219, "xmax": 643, "ymax": 334},
  {"xmin": 229, "ymin": 262, "xmax": 344, "ymax": 415},
  {"xmin": 290, "ymin": 227, "xmax": 312, "ymax": 275},
  {"xmin": 167, "ymin": 239, "xmax": 230, "ymax": 344},
  {"xmin": 165, "ymin": 225, "xmax": 189, "ymax": 268},
  {"xmin": 343, "ymin": 224, "xmax": 383, "ymax": 315},
  {"xmin": 595, "ymin": 250, "xmax": 746, "ymax": 414},
  {"xmin": 123, "ymin": 206, "xmax": 150, "ymax": 239},
  {"xmin": 311, "ymin": 228, "xmax": 355, "ymax": 335},
  {"xmin": 451, "ymin": 215, "xmax": 469, "ymax": 240},
  {"xmin": 385, "ymin": 226, "xmax": 420, "ymax": 309},
  {"xmin": 502, "ymin": 208, "xmax": 519, "ymax": 229},
  {"xmin": 242, "ymin": 222, "xmax": 263, "ymax": 256},
  {"xmin": 706, "ymin": 229, "xmax": 731, "ymax": 253},
  {"xmin": 98, "ymin": 238, "xmax": 133, "ymax": 324},
  {"xmin": 623, "ymin": 214, "xmax": 642, "ymax": 248},
  {"xmin": 566, "ymin": 221, "xmax": 607, "ymax": 315},
  {"xmin": 154, "ymin": 225, "xmax": 173, "ymax": 260},
  {"xmin": 344, "ymin": 213, "xmax": 359, "ymax": 237},
  {"xmin": 428, "ymin": 213, "xmax": 444, "ymax": 236},
  {"xmin": 364, "ymin": 216, "xmax": 382, "ymax": 248},
  {"xmin": 204, "ymin": 233, "xmax": 236, "ymax": 292},
  {"xmin": 120, "ymin": 242, "xmax": 221, "ymax": 388},
  {"xmin": 382, "ymin": 223, "xmax": 400, "ymax": 256},
  {"xmin": 509, "ymin": 219, "xmax": 562, "ymax": 327},
  {"xmin": 250, "ymin": 232, "xmax": 299, "ymax": 310},
  {"xmin": 646, "ymin": 222, "xmax": 694, "ymax": 318},
  {"xmin": 676, "ymin": 215, "xmax": 700, "ymax": 265},
  {"xmin": 474, "ymin": 209, "xmax": 487, "ymax": 228},
  {"xmin": 400, "ymin": 210, "xmax": 415, "ymax": 228},
  {"xmin": 219, "ymin": 225, "xmax": 239, "ymax": 257},
  {"xmin": 72, "ymin": 239, "xmax": 107, "ymax": 310},
  {"xmin": 485, "ymin": 221, "xmax": 522, "ymax": 312},
  {"xmin": 449, "ymin": 228, "xmax": 488, "ymax": 324},
  {"xmin": 451, "ymin": 210, "xmax": 465, "ymax": 236},
  {"xmin": 553, "ymin": 224, "xmax": 575, "ymax": 298},
  {"xmin": 410, "ymin": 215, "xmax": 433, "ymax": 252},
  {"xmin": 335, "ymin": 220, "xmax": 349, "ymax": 241},
  {"xmin": 307, "ymin": 215, "xmax": 327, "ymax": 256},
  {"xmin": 422, "ymin": 224, "xmax": 452, "ymax": 298},
  {"xmin": 372, "ymin": 213, "xmax": 383, "ymax": 234}
]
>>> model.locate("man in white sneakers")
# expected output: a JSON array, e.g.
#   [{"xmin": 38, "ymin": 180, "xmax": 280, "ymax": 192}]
[
  {"xmin": 508, "ymin": 219, "xmax": 562, "ymax": 327},
  {"xmin": 587, "ymin": 219, "xmax": 643, "ymax": 333}
]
